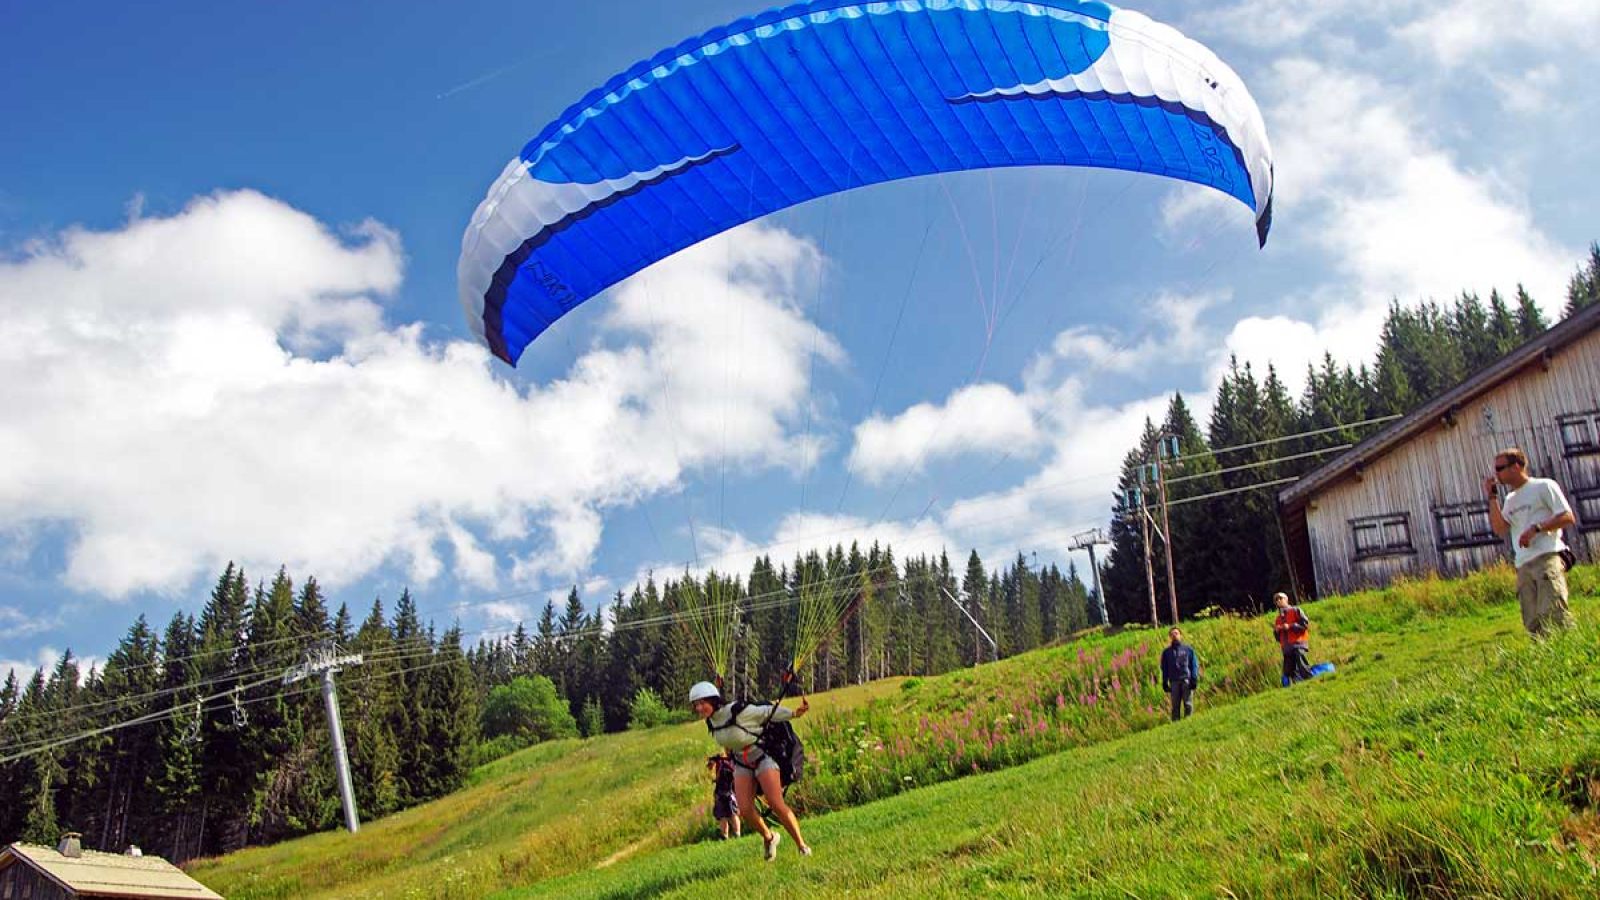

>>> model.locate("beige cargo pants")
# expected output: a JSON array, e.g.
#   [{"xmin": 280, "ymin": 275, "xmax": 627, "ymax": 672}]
[{"xmin": 1515, "ymin": 552, "xmax": 1573, "ymax": 636}]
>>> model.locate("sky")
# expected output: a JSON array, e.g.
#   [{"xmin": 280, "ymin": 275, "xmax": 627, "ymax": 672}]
[{"xmin": 3, "ymin": 0, "xmax": 1598, "ymax": 680}]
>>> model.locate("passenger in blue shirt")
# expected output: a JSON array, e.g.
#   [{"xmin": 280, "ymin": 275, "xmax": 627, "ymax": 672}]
[{"xmin": 1160, "ymin": 627, "xmax": 1201, "ymax": 721}]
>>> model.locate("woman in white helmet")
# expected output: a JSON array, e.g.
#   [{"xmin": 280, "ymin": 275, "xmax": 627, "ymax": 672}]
[{"xmin": 688, "ymin": 680, "xmax": 811, "ymax": 860}]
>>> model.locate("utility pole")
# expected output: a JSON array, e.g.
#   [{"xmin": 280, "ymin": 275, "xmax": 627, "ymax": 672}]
[
  {"xmin": 1129, "ymin": 485, "xmax": 1159, "ymax": 627},
  {"xmin": 1153, "ymin": 434, "xmax": 1181, "ymax": 625},
  {"xmin": 283, "ymin": 643, "xmax": 364, "ymax": 834},
  {"xmin": 1068, "ymin": 528, "xmax": 1111, "ymax": 626},
  {"xmin": 939, "ymin": 585, "xmax": 998, "ymax": 664}
]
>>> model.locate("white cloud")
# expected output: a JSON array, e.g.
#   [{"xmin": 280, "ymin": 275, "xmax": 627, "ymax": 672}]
[
  {"xmin": 0, "ymin": 191, "xmax": 840, "ymax": 598},
  {"xmin": 1397, "ymin": 0, "xmax": 1600, "ymax": 66},
  {"xmin": 1197, "ymin": 0, "xmax": 1391, "ymax": 48},
  {"xmin": 0, "ymin": 605, "xmax": 58, "ymax": 641},
  {"xmin": 938, "ymin": 384, "xmax": 1170, "ymax": 564},
  {"xmin": 1486, "ymin": 64, "xmax": 1563, "ymax": 116},
  {"xmin": 847, "ymin": 382, "xmax": 1040, "ymax": 485}
]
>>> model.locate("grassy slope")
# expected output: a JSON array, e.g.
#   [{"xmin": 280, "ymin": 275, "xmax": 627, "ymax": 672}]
[{"xmin": 194, "ymin": 566, "xmax": 1600, "ymax": 899}]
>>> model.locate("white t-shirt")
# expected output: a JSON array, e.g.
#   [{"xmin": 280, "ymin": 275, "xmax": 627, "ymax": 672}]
[
  {"xmin": 1502, "ymin": 476, "xmax": 1572, "ymax": 568},
  {"xmin": 706, "ymin": 702, "xmax": 794, "ymax": 754}
]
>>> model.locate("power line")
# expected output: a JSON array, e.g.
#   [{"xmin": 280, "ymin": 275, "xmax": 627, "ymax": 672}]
[
  {"xmin": 1, "ymin": 641, "xmax": 326, "ymax": 727},
  {"xmin": 0, "ymin": 670, "xmax": 283, "ymax": 764},
  {"xmin": 1167, "ymin": 476, "xmax": 1300, "ymax": 509},
  {"xmin": 1164, "ymin": 444, "xmax": 1353, "ymax": 486},
  {"xmin": 0, "ymin": 649, "xmax": 478, "ymax": 763},
  {"xmin": 1178, "ymin": 414, "xmax": 1401, "ymax": 462}
]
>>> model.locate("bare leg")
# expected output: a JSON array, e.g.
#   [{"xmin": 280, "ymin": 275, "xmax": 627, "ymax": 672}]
[
  {"xmin": 756, "ymin": 767, "xmax": 809, "ymax": 852},
  {"xmin": 733, "ymin": 774, "xmax": 771, "ymax": 841}
]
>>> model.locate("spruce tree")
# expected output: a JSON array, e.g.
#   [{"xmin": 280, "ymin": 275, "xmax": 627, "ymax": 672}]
[
  {"xmin": 1564, "ymin": 243, "xmax": 1600, "ymax": 317},
  {"xmin": 419, "ymin": 626, "xmax": 478, "ymax": 797},
  {"xmin": 153, "ymin": 611, "xmax": 203, "ymax": 861},
  {"xmin": 960, "ymin": 551, "xmax": 989, "ymax": 666},
  {"xmin": 347, "ymin": 599, "xmax": 402, "ymax": 818},
  {"xmin": 1487, "ymin": 290, "xmax": 1520, "ymax": 358},
  {"xmin": 1516, "ymin": 285, "xmax": 1549, "ymax": 338}
]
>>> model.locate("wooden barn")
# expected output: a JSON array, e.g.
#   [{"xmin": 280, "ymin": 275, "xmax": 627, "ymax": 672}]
[
  {"xmin": 0, "ymin": 837, "xmax": 221, "ymax": 900},
  {"xmin": 1278, "ymin": 302, "xmax": 1600, "ymax": 598}
]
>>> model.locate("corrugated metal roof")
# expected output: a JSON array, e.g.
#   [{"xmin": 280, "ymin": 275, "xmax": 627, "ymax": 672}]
[
  {"xmin": 1277, "ymin": 301, "xmax": 1600, "ymax": 512},
  {"xmin": 1, "ymin": 843, "xmax": 223, "ymax": 899}
]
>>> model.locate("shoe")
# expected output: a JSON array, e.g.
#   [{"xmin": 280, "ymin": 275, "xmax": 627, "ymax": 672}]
[
  {"xmin": 799, "ymin": 844, "xmax": 812, "ymax": 857},
  {"xmin": 763, "ymin": 832, "xmax": 781, "ymax": 861}
]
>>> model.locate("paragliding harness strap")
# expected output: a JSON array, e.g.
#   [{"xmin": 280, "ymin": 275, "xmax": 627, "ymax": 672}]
[{"xmin": 706, "ymin": 679, "xmax": 805, "ymax": 789}]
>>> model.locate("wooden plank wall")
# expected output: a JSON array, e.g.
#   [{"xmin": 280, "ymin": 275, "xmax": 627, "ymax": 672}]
[
  {"xmin": 1305, "ymin": 329, "xmax": 1600, "ymax": 596},
  {"xmin": 0, "ymin": 863, "xmax": 74, "ymax": 900}
]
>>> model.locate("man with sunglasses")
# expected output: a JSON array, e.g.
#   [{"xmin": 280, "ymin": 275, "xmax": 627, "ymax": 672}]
[{"xmin": 1485, "ymin": 447, "xmax": 1576, "ymax": 635}]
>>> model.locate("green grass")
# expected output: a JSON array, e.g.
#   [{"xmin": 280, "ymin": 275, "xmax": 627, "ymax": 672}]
[{"xmin": 192, "ymin": 564, "xmax": 1600, "ymax": 899}]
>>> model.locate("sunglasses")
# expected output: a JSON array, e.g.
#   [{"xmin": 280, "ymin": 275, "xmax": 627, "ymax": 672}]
[{"xmin": 1494, "ymin": 461, "xmax": 1519, "ymax": 472}]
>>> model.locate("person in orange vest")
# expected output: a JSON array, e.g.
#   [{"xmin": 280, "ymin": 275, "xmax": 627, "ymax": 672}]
[{"xmin": 1273, "ymin": 592, "xmax": 1314, "ymax": 685}]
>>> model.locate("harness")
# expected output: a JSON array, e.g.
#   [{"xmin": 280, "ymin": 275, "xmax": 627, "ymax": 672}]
[
  {"xmin": 706, "ymin": 681, "xmax": 805, "ymax": 786},
  {"xmin": 708, "ymin": 701, "xmax": 768, "ymax": 770}
]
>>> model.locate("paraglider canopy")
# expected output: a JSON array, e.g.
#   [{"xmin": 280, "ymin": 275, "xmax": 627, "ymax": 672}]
[{"xmin": 459, "ymin": 0, "xmax": 1275, "ymax": 366}]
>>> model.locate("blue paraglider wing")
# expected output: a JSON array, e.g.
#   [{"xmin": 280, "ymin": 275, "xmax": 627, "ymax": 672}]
[{"xmin": 460, "ymin": 0, "xmax": 1275, "ymax": 365}]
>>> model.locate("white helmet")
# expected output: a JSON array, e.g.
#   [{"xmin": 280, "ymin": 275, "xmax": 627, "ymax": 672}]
[{"xmin": 688, "ymin": 681, "xmax": 721, "ymax": 704}]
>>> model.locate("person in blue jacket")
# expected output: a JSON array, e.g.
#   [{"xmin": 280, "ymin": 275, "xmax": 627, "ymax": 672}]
[{"xmin": 1160, "ymin": 627, "xmax": 1200, "ymax": 721}]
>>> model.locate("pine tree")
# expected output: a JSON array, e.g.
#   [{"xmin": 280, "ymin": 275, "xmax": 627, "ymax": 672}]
[
  {"xmin": 153, "ymin": 611, "xmax": 204, "ymax": 862},
  {"xmin": 238, "ymin": 567, "xmax": 305, "ymax": 845},
  {"xmin": 1516, "ymin": 284, "xmax": 1549, "ymax": 338},
  {"xmin": 331, "ymin": 603, "xmax": 353, "ymax": 645},
  {"xmin": 960, "ymin": 551, "xmax": 989, "ymax": 666},
  {"xmin": 83, "ymin": 617, "xmax": 163, "ymax": 851},
  {"xmin": 1451, "ymin": 292, "xmax": 1498, "ymax": 371},
  {"xmin": 15, "ymin": 669, "xmax": 62, "ymax": 844},
  {"xmin": 1564, "ymin": 243, "xmax": 1600, "ymax": 317},
  {"xmin": 533, "ymin": 599, "xmax": 558, "ymax": 678},
  {"xmin": 1012, "ymin": 553, "xmax": 1042, "ymax": 653},
  {"xmin": 0, "ymin": 671, "xmax": 20, "ymax": 840},
  {"xmin": 390, "ymin": 591, "xmax": 433, "ymax": 805},
  {"xmin": 346, "ymin": 599, "xmax": 401, "ymax": 818},
  {"xmin": 557, "ymin": 588, "xmax": 587, "ymax": 700},
  {"xmin": 579, "ymin": 695, "xmax": 605, "ymax": 738},
  {"xmin": 419, "ymin": 626, "xmax": 478, "ymax": 798},
  {"xmin": 295, "ymin": 577, "xmax": 331, "ymax": 642}
]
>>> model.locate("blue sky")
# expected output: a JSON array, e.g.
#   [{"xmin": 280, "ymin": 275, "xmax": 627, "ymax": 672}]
[{"xmin": 3, "ymin": 0, "xmax": 1598, "ymax": 679}]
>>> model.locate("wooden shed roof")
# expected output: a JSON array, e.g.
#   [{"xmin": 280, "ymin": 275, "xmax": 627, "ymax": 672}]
[
  {"xmin": 0, "ymin": 843, "xmax": 223, "ymax": 900},
  {"xmin": 1277, "ymin": 301, "xmax": 1600, "ymax": 513}
]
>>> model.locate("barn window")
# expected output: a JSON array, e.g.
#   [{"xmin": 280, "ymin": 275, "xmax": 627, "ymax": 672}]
[
  {"xmin": 1575, "ymin": 488, "xmax": 1600, "ymax": 531},
  {"xmin": 1558, "ymin": 409, "xmax": 1600, "ymax": 456},
  {"xmin": 1433, "ymin": 501, "xmax": 1499, "ymax": 550},
  {"xmin": 1351, "ymin": 512, "xmax": 1415, "ymax": 559}
]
